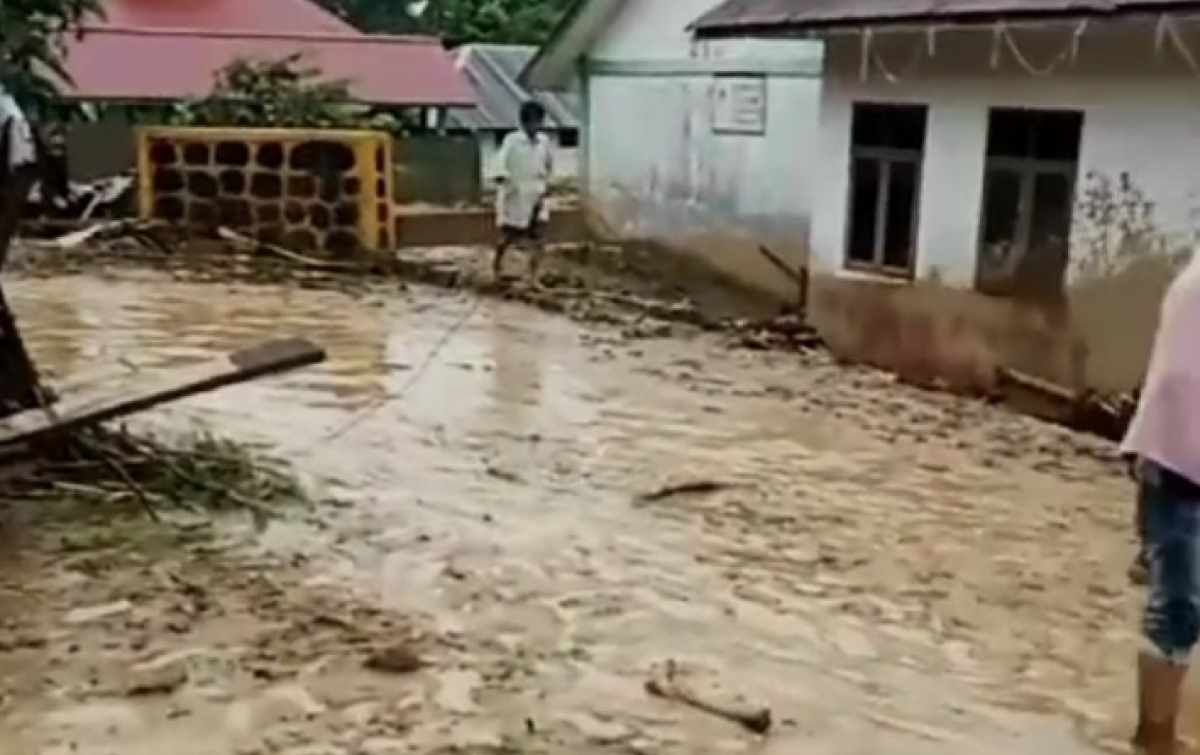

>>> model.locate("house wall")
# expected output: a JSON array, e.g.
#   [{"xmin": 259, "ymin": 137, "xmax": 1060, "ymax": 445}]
[
  {"xmin": 66, "ymin": 120, "xmax": 138, "ymax": 181},
  {"xmin": 809, "ymin": 21, "xmax": 1200, "ymax": 393},
  {"xmin": 582, "ymin": 0, "xmax": 822, "ymax": 302},
  {"xmin": 394, "ymin": 133, "xmax": 482, "ymax": 205}
]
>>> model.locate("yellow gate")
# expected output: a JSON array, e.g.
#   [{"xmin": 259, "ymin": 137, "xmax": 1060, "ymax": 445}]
[{"xmin": 136, "ymin": 126, "xmax": 395, "ymax": 255}]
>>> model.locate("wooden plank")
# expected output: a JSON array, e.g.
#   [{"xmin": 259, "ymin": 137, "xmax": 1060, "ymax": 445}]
[{"xmin": 0, "ymin": 336, "xmax": 325, "ymax": 448}]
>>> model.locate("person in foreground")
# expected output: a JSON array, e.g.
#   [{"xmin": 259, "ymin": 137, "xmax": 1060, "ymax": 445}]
[
  {"xmin": 1123, "ymin": 251, "xmax": 1200, "ymax": 754},
  {"xmin": 0, "ymin": 77, "xmax": 38, "ymax": 269},
  {"xmin": 492, "ymin": 100, "xmax": 553, "ymax": 280}
]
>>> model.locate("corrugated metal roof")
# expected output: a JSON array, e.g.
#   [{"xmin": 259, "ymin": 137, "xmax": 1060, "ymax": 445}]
[
  {"xmin": 447, "ymin": 44, "xmax": 580, "ymax": 131},
  {"xmin": 692, "ymin": 0, "xmax": 1200, "ymax": 36},
  {"xmin": 65, "ymin": 27, "xmax": 475, "ymax": 106}
]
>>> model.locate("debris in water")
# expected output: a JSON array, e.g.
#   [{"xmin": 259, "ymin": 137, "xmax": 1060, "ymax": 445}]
[
  {"xmin": 637, "ymin": 479, "xmax": 737, "ymax": 504},
  {"xmin": 63, "ymin": 599, "xmax": 133, "ymax": 626},
  {"xmin": 2, "ymin": 424, "xmax": 308, "ymax": 518},
  {"xmin": 726, "ymin": 308, "xmax": 823, "ymax": 352},
  {"xmin": 995, "ymin": 366, "xmax": 1138, "ymax": 442},
  {"xmin": 217, "ymin": 226, "xmax": 358, "ymax": 271},
  {"xmin": 645, "ymin": 660, "xmax": 772, "ymax": 735},
  {"xmin": 484, "ymin": 464, "xmax": 521, "ymax": 483},
  {"xmin": 123, "ymin": 652, "xmax": 190, "ymax": 696},
  {"xmin": 364, "ymin": 642, "xmax": 425, "ymax": 674}
]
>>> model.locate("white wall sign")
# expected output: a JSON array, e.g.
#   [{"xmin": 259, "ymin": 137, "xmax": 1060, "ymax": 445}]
[{"xmin": 711, "ymin": 75, "xmax": 767, "ymax": 135}]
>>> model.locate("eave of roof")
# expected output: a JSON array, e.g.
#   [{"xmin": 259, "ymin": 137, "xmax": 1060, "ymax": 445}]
[
  {"xmin": 690, "ymin": 0, "xmax": 1200, "ymax": 38},
  {"xmin": 520, "ymin": 0, "xmax": 628, "ymax": 90}
]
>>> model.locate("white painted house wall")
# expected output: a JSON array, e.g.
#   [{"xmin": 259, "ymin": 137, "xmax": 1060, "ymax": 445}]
[
  {"xmin": 810, "ymin": 23, "xmax": 1200, "ymax": 287},
  {"xmin": 580, "ymin": 0, "xmax": 822, "ymax": 298}
]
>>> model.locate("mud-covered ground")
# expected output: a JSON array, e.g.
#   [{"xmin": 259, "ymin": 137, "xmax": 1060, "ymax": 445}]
[{"xmin": 0, "ymin": 247, "xmax": 1159, "ymax": 754}]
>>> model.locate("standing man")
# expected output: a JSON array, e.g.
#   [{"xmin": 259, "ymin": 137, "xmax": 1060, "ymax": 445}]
[
  {"xmin": 1123, "ymin": 254, "xmax": 1200, "ymax": 755},
  {"xmin": 0, "ymin": 76, "xmax": 38, "ymax": 269},
  {"xmin": 492, "ymin": 100, "xmax": 553, "ymax": 280}
]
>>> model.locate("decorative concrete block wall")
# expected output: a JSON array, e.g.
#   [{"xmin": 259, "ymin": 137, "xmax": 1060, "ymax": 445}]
[{"xmin": 137, "ymin": 126, "xmax": 395, "ymax": 255}]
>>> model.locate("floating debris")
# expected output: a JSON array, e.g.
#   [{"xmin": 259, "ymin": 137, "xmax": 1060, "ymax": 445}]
[{"xmin": 645, "ymin": 660, "xmax": 772, "ymax": 735}]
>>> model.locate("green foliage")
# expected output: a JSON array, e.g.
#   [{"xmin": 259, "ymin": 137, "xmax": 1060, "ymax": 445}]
[
  {"xmin": 439, "ymin": 0, "xmax": 576, "ymax": 45},
  {"xmin": 319, "ymin": 0, "xmax": 576, "ymax": 46},
  {"xmin": 0, "ymin": 0, "xmax": 103, "ymax": 115},
  {"xmin": 318, "ymin": 0, "xmax": 423, "ymax": 35},
  {"xmin": 170, "ymin": 54, "xmax": 399, "ymax": 131}
]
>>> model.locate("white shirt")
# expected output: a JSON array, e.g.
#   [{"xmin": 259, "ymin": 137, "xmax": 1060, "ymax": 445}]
[
  {"xmin": 0, "ymin": 93, "xmax": 35, "ymax": 169},
  {"xmin": 493, "ymin": 129, "xmax": 552, "ymax": 228},
  {"xmin": 1122, "ymin": 252, "xmax": 1200, "ymax": 484}
]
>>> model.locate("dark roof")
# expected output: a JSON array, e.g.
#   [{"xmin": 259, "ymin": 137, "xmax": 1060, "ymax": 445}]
[
  {"xmin": 692, "ymin": 0, "xmax": 1200, "ymax": 37},
  {"xmin": 447, "ymin": 44, "xmax": 580, "ymax": 131}
]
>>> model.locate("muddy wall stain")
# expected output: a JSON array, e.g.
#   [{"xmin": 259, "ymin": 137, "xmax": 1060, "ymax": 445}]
[{"xmin": 584, "ymin": 66, "xmax": 818, "ymax": 305}]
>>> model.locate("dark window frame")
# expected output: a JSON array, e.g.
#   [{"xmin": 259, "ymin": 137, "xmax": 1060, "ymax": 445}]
[
  {"xmin": 843, "ymin": 101, "xmax": 928, "ymax": 279},
  {"xmin": 975, "ymin": 107, "xmax": 1084, "ymax": 300}
]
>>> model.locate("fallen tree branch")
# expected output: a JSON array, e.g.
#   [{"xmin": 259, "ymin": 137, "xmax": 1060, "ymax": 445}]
[
  {"xmin": 78, "ymin": 433, "xmax": 160, "ymax": 522},
  {"xmin": 0, "ymin": 424, "xmax": 307, "ymax": 519},
  {"xmin": 637, "ymin": 480, "xmax": 737, "ymax": 504},
  {"xmin": 644, "ymin": 660, "xmax": 772, "ymax": 734},
  {"xmin": 217, "ymin": 226, "xmax": 358, "ymax": 271},
  {"xmin": 756, "ymin": 244, "xmax": 806, "ymax": 290},
  {"xmin": 994, "ymin": 366, "xmax": 1136, "ymax": 442}
]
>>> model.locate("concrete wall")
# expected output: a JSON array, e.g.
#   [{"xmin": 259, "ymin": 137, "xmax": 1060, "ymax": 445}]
[
  {"xmin": 808, "ymin": 21, "xmax": 1200, "ymax": 394},
  {"xmin": 581, "ymin": 0, "xmax": 822, "ymax": 302},
  {"xmin": 395, "ymin": 204, "xmax": 585, "ymax": 247},
  {"xmin": 393, "ymin": 133, "xmax": 482, "ymax": 205},
  {"xmin": 65, "ymin": 122, "xmax": 483, "ymax": 207},
  {"xmin": 66, "ymin": 120, "xmax": 138, "ymax": 181}
]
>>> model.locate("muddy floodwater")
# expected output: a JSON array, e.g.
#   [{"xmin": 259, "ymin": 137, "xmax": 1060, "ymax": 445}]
[{"xmin": 0, "ymin": 271, "xmax": 1167, "ymax": 753}]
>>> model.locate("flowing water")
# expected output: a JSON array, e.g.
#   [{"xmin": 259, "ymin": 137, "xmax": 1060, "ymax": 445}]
[{"xmin": 0, "ymin": 271, "xmax": 1162, "ymax": 753}]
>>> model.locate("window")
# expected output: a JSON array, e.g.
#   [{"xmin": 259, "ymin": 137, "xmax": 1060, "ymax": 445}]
[
  {"xmin": 558, "ymin": 128, "xmax": 579, "ymax": 148},
  {"xmin": 844, "ymin": 103, "xmax": 928, "ymax": 277},
  {"xmin": 976, "ymin": 108, "xmax": 1083, "ymax": 301}
]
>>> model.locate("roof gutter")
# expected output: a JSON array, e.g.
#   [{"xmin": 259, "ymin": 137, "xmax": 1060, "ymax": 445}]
[{"xmin": 690, "ymin": 5, "xmax": 1200, "ymax": 40}]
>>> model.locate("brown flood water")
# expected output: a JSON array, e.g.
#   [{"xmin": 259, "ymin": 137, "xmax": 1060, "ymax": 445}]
[{"xmin": 0, "ymin": 271, "xmax": 1172, "ymax": 753}]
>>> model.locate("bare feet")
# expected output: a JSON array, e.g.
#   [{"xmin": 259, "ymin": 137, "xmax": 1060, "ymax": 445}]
[{"xmin": 1132, "ymin": 726, "xmax": 1180, "ymax": 755}]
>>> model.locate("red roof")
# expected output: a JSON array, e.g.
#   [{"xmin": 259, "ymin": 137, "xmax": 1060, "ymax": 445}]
[
  {"xmin": 97, "ymin": 0, "xmax": 355, "ymax": 34},
  {"xmin": 62, "ymin": 0, "xmax": 475, "ymax": 106}
]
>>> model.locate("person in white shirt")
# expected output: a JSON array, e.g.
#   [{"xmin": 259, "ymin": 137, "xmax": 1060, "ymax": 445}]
[
  {"xmin": 492, "ymin": 100, "xmax": 553, "ymax": 280},
  {"xmin": 0, "ymin": 83, "xmax": 38, "ymax": 268},
  {"xmin": 0, "ymin": 88, "xmax": 36, "ymax": 172}
]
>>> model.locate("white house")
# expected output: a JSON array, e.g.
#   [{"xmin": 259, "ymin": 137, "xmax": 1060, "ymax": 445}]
[
  {"xmin": 448, "ymin": 44, "xmax": 581, "ymax": 184},
  {"xmin": 693, "ymin": 0, "xmax": 1200, "ymax": 394},
  {"xmin": 522, "ymin": 0, "xmax": 823, "ymax": 301}
]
